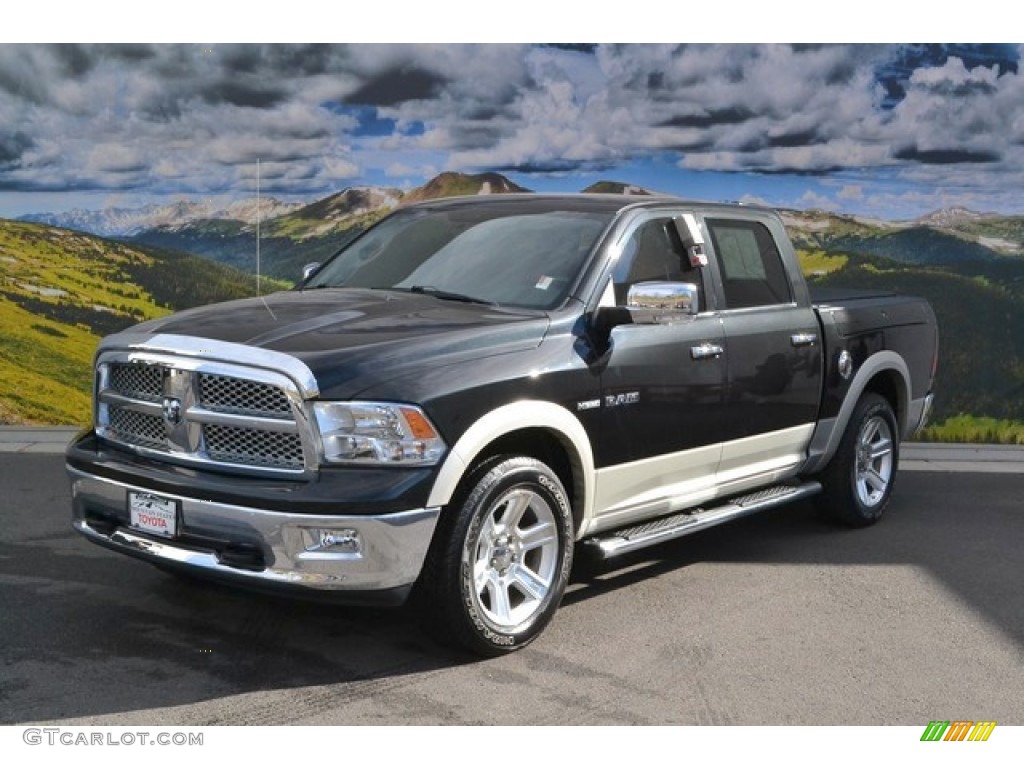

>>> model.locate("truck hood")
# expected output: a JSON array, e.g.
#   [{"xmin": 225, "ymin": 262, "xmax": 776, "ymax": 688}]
[{"xmin": 126, "ymin": 288, "xmax": 550, "ymax": 398}]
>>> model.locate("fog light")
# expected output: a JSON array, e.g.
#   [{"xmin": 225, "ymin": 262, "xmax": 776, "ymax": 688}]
[{"xmin": 302, "ymin": 527, "xmax": 361, "ymax": 554}]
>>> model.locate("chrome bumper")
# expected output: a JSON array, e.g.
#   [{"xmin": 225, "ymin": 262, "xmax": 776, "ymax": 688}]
[{"xmin": 68, "ymin": 466, "xmax": 440, "ymax": 599}]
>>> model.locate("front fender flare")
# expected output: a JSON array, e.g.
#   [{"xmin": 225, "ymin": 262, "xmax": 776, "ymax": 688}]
[{"xmin": 426, "ymin": 401, "xmax": 596, "ymax": 533}]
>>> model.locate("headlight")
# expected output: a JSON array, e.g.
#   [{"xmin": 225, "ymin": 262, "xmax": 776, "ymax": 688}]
[{"xmin": 313, "ymin": 401, "xmax": 447, "ymax": 466}]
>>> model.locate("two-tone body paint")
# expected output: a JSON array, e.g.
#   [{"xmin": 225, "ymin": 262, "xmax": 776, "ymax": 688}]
[{"xmin": 67, "ymin": 195, "xmax": 937, "ymax": 582}]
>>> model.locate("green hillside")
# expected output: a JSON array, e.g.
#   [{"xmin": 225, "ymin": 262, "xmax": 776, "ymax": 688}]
[
  {"xmin": 132, "ymin": 226, "xmax": 356, "ymax": 282},
  {"xmin": 0, "ymin": 220, "xmax": 286, "ymax": 426},
  {"xmin": 786, "ymin": 209, "xmax": 1024, "ymax": 261},
  {"xmin": 809, "ymin": 259, "xmax": 1024, "ymax": 423},
  {"xmin": 788, "ymin": 210, "xmax": 1024, "ymax": 442},
  {"xmin": 954, "ymin": 217, "xmax": 1024, "ymax": 256},
  {"xmin": 823, "ymin": 227, "xmax": 1006, "ymax": 265}
]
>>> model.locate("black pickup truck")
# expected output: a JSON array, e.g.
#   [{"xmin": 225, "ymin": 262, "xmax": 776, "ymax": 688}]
[{"xmin": 66, "ymin": 194, "xmax": 938, "ymax": 655}]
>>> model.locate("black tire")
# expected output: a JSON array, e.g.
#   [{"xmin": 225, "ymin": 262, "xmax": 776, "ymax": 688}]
[
  {"xmin": 816, "ymin": 392, "xmax": 900, "ymax": 527},
  {"xmin": 415, "ymin": 455, "xmax": 574, "ymax": 657}
]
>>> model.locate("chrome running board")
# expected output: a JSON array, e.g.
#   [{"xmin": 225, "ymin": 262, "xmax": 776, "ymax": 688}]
[{"xmin": 582, "ymin": 481, "xmax": 822, "ymax": 560}]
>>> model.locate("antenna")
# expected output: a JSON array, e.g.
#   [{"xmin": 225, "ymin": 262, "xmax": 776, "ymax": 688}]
[
  {"xmin": 256, "ymin": 157, "xmax": 277, "ymax": 320},
  {"xmin": 256, "ymin": 157, "xmax": 260, "ymax": 297}
]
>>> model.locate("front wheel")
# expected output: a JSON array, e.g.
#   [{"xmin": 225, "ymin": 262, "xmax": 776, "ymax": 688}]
[
  {"xmin": 415, "ymin": 456, "xmax": 574, "ymax": 656},
  {"xmin": 816, "ymin": 393, "xmax": 899, "ymax": 527}
]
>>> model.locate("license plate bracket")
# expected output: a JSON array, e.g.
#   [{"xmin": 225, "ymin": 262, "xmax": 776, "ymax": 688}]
[{"xmin": 128, "ymin": 491, "xmax": 179, "ymax": 538}]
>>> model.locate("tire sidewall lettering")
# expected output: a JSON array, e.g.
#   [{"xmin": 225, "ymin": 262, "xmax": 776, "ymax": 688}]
[{"xmin": 457, "ymin": 463, "xmax": 572, "ymax": 652}]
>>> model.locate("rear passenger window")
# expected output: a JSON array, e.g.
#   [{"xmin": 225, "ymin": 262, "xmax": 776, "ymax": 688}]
[{"xmin": 707, "ymin": 219, "xmax": 792, "ymax": 309}]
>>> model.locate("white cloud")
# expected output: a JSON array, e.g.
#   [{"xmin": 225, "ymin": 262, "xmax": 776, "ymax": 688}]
[
  {"xmin": 85, "ymin": 145, "xmax": 147, "ymax": 174},
  {"xmin": 383, "ymin": 161, "xmax": 437, "ymax": 179},
  {"xmin": 151, "ymin": 159, "xmax": 190, "ymax": 179},
  {"xmin": 322, "ymin": 156, "xmax": 360, "ymax": 180},
  {"xmin": 799, "ymin": 190, "xmax": 840, "ymax": 211},
  {"xmin": 883, "ymin": 56, "xmax": 1024, "ymax": 163},
  {"xmin": 0, "ymin": 43, "xmax": 1022, "ymax": 214},
  {"xmin": 384, "ymin": 162, "xmax": 415, "ymax": 177}
]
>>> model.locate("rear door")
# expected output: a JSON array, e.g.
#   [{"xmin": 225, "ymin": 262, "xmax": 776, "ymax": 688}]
[{"xmin": 702, "ymin": 215, "xmax": 823, "ymax": 492}]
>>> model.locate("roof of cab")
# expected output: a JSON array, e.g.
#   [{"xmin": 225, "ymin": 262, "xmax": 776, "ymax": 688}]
[{"xmin": 401, "ymin": 192, "xmax": 774, "ymax": 217}]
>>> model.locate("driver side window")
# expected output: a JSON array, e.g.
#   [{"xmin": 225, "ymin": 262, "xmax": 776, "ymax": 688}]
[{"xmin": 611, "ymin": 218, "xmax": 705, "ymax": 309}]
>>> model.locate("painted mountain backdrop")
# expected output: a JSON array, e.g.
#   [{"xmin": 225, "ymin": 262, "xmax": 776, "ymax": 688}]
[
  {"xmin": 19, "ymin": 197, "xmax": 304, "ymax": 238},
  {"xmin": 1, "ymin": 44, "xmax": 1023, "ymax": 439},
  {"xmin": 0, "ymin": 219, "xmax": 288, "ymax": 424},
  {"xmin": 4, "ymin": 170, "xmax": 1024, "ymax": 441}
]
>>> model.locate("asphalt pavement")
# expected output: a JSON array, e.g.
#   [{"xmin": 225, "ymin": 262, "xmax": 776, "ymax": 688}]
[{"xmin": 1, "ymin": 450, "xmax": 1021, "ymax": 725}]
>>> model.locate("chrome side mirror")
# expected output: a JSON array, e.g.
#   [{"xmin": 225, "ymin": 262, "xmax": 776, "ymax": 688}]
[
  {"xmin": 591, "ymin": 280, "xmax": 700, "ymax": 338},
  {"xmin": 302, "ymin": 262, "xmax": 322, "ymax": 281},
  {"xmin": 626, "ymin": 281, "xmax": 699, "ymax": 315}
]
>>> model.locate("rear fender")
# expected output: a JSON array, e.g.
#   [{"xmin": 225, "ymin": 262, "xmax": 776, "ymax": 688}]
[{"xmin": 802, "ymin": 351, "xmax": 910, "ymax": 475}]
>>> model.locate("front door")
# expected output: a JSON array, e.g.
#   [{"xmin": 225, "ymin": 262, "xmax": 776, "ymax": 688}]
[{"xmin": 590, "ymin": 214, "xmax": 728, "ymax": 530}]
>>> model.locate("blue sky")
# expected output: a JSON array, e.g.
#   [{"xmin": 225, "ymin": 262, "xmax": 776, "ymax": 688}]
[{"xmin": 1, "ymin": 43, "xmax": 1022, "ymax": 220}]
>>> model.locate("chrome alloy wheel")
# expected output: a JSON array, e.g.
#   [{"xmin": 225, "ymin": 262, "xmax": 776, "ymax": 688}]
[
  {"xmin": 854, "ymin": 415, "xmax": 894, "ymax": 507},
  {"xmin": 467, "ymin": 487, "xmax": 560, "ymax": 631}
]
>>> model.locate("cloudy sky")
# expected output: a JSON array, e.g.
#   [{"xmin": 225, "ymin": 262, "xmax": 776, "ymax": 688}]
[{"xmin": 0, "ymin": 43, "xmax": 1022, "ymax": 219}]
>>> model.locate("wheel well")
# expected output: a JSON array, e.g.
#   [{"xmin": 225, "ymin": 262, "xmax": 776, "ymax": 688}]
[
  {"xmin": 471, "ymin": 428, "xmax": 583, "ymax": 534},
  {"xmin": 863, "ymin": 370, "xmax": 905, "ymax": 429}
]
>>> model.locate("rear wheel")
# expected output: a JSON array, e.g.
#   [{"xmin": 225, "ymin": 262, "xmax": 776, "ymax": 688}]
[
  {"xmin": 816, "ymin": 393, "xmax": 899, "ymax": 527},
  {"xmin": 416, "ymin": 455, "xmax": 574, "ymax": 656}
]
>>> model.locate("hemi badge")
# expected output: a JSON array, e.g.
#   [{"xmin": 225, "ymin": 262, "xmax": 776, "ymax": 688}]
[{"xmin": 577, "ymin": 399, "xmax": 601, "ymax": 411}]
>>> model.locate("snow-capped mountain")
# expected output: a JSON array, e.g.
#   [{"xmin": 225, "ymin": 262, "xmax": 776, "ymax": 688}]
[
  {"xmin": 18, "ymin": 197, "xmax": 304, "ymax": 238},
  {"xmin": 206, "ymin": 198, "xmax": 306, "ymax": 227},
  {"xmin": 914, "ymin": 207, "xmax": 990, "ymax": 228}
]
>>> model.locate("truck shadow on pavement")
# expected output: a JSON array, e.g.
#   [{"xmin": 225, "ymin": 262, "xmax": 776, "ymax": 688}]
[
  {"xmin": 1, "ymin": 457, "xmax": 1021, "ymax": 724},
  {"xmin": 566, "ymin": 471, "xmax": 1024, "ymax": 651},
  {"xmin": 0, "ymin": 538, "xmax": 469, "ymax": 724}
]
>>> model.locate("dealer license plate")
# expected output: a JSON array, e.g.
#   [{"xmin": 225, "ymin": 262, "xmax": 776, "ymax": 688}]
[{"xmin": 128, "ymin": 491, "xmax": 179, "ymax": 537}]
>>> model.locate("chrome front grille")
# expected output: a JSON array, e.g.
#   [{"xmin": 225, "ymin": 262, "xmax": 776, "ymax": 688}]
[
  {"xmin": 109, "ymin": 363, "xmax": 163, "ymax": 402},
  {"xmin": 199, "ymin": 373, "xmax": 291, "ymax": 418},
  {"xmin": 204, "ymin": 424, "xmax": 305, "ymax": 468},
  {"xmin": 96, "ymin": 359, "xmax": 311, "ymax": 475},
  {"xmin": 108, "ymin": 406, "xmax": 165, "ymax": 448}
]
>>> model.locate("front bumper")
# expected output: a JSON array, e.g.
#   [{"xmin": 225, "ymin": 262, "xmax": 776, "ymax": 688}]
[{"xmin": 69, "ymin": 466, "xmax": 440, "ymax": 605}]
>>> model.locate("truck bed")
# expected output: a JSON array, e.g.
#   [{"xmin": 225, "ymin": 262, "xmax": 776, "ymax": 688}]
[
  {"xmin": 811, "ymin": 287, "xmax": 934, "ymax": 336},
  {"xmin": 808, "ymin": 285, "xmax": 897, "ymax": 304}
]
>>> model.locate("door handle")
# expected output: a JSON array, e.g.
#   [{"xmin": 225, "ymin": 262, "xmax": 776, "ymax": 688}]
[
  {"xmin": 691, "ymin": 343, "xmax": 724, "ymax": 360},
  {"xmin": 790, "ymin": 333, "xmax": 818, "ymax": 347}
]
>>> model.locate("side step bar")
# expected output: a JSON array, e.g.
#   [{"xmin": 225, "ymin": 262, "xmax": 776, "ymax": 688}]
[{"xmin": 582, "ymin": 481, "xmax": 822, "ymax": 560}]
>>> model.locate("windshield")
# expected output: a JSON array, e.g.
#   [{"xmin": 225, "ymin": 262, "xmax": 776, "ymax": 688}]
[{"xmin": 304, "ymin": 205, "xmax": 613, "ymax": 309}]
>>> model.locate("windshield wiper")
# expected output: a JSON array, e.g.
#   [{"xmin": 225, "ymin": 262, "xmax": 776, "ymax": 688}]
[{"xmin": 406, "ymin": 285, "xmax": 496, "ymax": 306}]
